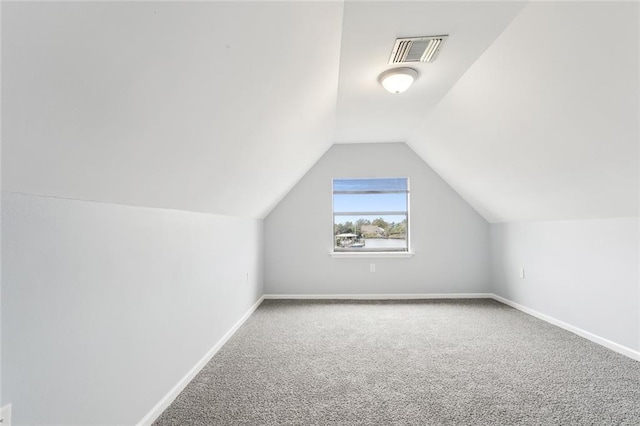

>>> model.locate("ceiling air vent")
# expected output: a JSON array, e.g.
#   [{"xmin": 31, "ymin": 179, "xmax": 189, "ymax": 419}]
[{"xmin": 388, "ymin": 35, "xmax": 448, "ymax": 64}]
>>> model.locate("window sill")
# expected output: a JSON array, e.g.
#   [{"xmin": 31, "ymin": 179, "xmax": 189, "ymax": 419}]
[{"xmin": 330, "ymin": 251, "xmax": 415, "ymax": 259}]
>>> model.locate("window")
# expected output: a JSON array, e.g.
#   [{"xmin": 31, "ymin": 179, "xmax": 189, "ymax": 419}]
[{"xmin": 333, "ymin": 177, "xmax": 409, "ymax": 253}]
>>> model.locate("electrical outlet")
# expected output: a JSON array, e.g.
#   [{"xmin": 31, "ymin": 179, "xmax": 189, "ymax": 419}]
[
  {"xmin": 1, "ymin": 404, "xmax": 12, "ymax": 426},
  {"xmin": 370, "ymin": 263, "xmax": 376, "ymax": 273}
]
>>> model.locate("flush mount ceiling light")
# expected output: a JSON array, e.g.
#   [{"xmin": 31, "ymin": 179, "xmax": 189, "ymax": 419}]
[{"xmin": 378, "ymin": 67, "xmax": 418, "ymax": 94}]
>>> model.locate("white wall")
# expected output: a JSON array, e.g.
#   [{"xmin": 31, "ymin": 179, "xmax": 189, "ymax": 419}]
[
  {"xmin": 1, "ymin": 192, "xmax": 263, "ymax": 425},
  {"xmin": 490, "ymin": 218, "xmax": 639, "ymax": 352},
  {"xmin": 265, "ymin": 143, "xmax": 490, "ymax": 295}
]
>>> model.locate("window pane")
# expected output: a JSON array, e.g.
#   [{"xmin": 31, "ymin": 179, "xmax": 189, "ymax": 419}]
[
  {"xmin": 333, "ymin": 178, "xmax": 407, "ymax": 192},
  {"xmin": 332, "ymin": 177, "xmax": 409, "ymax": 253},
  {"xmin": 334, "ymin": 214, "xmax": 408, "ymax": 252},
  {"xmin": 333, "ymin": 193, "xmax": 407, "ymax": 214}
]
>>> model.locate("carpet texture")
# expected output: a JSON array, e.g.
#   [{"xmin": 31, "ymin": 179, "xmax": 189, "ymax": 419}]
[{"xmin": 154, "ymin": 299, "xmax": 640, "ymax": 425}]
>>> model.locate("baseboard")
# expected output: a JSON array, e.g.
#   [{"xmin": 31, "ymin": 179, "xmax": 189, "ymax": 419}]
[
  {"xmin": 136, "ymin": 291, "xmax": 638, "ymax": 426},
  {"xmin": 263, "ymin": 293, "xmax": 493, "ymax": 300},
  {"xmin": 491, "ymin": 294, "xmax": 640, "ymax": 362},
  {"xmin": 137, "ymin": 295, "xmax": 265, "ymax": 426}
]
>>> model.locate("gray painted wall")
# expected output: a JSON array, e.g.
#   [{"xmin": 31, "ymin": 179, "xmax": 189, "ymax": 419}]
[
  {"xmin": 265, "ymin": 143, "xmax": 490, "ymax": 295},
  {"xmin": 1, "ymin": 192, "xmax": 264, "ymax": 425},
  {"xmin": 490, "ymin": 218, "xmax": 639, "ymax": 351}
]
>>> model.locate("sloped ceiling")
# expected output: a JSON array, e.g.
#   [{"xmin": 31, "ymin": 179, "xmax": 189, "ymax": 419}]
[
  {"xmin": 2, "ymin": 1, "xmax": 343, "ymax": 218},
  {"xmin": 409, "ymin": 1, "xmax": 639, "ymax": 223},
  {"xmin": 2, "ymin": 1, "xmax": 638, "ymax": 223}
]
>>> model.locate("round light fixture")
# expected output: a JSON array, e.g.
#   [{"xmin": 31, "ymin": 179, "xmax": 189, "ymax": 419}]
[{"xmin": 378, "ymin": 67, "xmax": 418, "ymax": 94}]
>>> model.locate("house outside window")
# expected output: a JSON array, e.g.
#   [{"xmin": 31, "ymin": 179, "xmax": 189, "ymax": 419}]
[{"xmin": 333, "ymin": 177, "xmax": 409, "ymax": 252}]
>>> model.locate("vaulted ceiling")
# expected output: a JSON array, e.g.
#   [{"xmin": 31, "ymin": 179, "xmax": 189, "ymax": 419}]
[
  {"xmin": 2, "ymin": 1, "xmax": 638, "ymax": 223},
  {"xmin": 408, "ymin": 1, "xmax": 639, "ymax": 223}
]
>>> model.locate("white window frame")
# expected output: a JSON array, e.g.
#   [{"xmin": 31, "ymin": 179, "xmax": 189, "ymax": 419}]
[{"xmin": 330, "ymin": 177, "xmax": 413, "ymax": 258}]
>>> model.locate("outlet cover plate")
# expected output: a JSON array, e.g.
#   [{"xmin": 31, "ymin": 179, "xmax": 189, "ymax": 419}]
[{"xmin": 1, "ymin": 404, "xmax": 12, "ymax": 426}]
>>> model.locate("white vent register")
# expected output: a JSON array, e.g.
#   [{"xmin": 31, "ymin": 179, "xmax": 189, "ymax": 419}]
[{"xmin": 389, "ymin": 36, "xmax": 448, "ymax": 64}]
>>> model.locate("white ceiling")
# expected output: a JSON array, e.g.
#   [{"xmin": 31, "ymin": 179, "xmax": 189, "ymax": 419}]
[
  {"xmin": 2, "ymin": 1, "xmax": 344, "ymax": 218},
  {"xmin": 408, "ymin": 1, "xmax": 639, "ymax": 223},
  {"xmin": 333, "ymin": 1, "xmax": 526, "ymax": 143},
  {"xmin": 2, "ymin": 1, "xmax": 638, "ymax": 223}
]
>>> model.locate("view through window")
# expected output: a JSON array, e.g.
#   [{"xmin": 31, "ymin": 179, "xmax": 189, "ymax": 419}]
[{"xmin": 333, "ymin": 178, "xmax": 409, "ymax": 252}]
